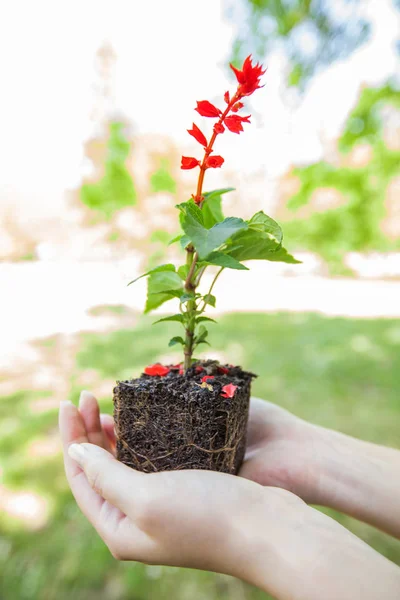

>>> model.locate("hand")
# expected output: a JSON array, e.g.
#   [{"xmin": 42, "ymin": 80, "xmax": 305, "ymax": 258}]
[
  {"xmin": 59, "ymin": 392, "xmax": 400, "ymax": 600},
  {"xmin": 59, "ymin": 392, "xmax": 287, "ymax": 580},
  {"xmin": 240, "ymin": 398, "xmax": 325, "ymax": 504},
  {"xmin": 242, "ymin": 398, "xmax": 400, "ymax": 540}
]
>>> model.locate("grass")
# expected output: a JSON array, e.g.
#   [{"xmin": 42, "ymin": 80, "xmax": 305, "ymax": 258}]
[{"xmin": 1, "ymin": 311, "xmax": 400, "ymax": 599}]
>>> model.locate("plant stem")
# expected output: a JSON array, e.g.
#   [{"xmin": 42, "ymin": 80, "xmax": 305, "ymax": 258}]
[
  {"xmin": 183, "ymin": 247, "xmax": 196, "ymax": 371},
  {"xmin": 183, "ymin": 94, "xmax": 239, "ymax": 370},
  {"xmin": 198, "ymin": 267, "xmax": 224, "ymax": 314}
]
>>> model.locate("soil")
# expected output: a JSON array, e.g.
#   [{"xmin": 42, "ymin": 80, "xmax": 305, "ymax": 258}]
[{"xmin": 113, "ymin": 360, "xmax": 256, "ymax": 474}]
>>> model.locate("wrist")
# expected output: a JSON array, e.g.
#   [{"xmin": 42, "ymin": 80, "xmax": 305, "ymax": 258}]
[
  {"xmin": 229, "ymin": 487, "xmax": 309, "ymax": 595},
  {"xmin": 235, "ymin": 486, "xmax": 400, "ymax": 600},
  {"xmin": 313, "ymin": 426, "xmax": 400, "ymax": 536}
]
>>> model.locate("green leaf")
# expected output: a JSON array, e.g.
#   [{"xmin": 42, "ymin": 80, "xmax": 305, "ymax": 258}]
[
  {"xmin": 148, "ymin": 270, "xmax": 183, "ymax": 295},
  {"xmin": 248, "ymin": 211, "xmax": 283, "ymax": 245},
  {"xmin": 228, "ymin": 230, "xmax": 300, "ymax": 263},
  {"xmin": 203, "ymin": 294, "xmax": 216, "ymax": 307},
  {"xmin": 144, "ymin": 269, "xmax": 183, "ymax": 313},
  {"xmin": 176, "ymin": 200, "xmax": 204, "ymax": 225},
  {"xmin": 196, "ymin": 316, "xmax": 217, "ymax": 324},
  {"xmin": 145, "ymin": 291, "xmax": 178, "ymax": 314},
  {"xmin": 127, "ymin": 263, "xmax": 176, "ymax": 286},
  {"xmin": 202, "ymin": 195, "xmax": 224, "ymax": 228},
  {"xmin": 226, "ymin": 228, "xmax": 300, "ymax": 263},
  {"xmin": 153, "ymin": 314, "xmax": 184, "ymax": 325},
  {"xmin": 168, "ymin": 233, "xmax": 183, "ymax": 246},
  {"xmin": 204, "ymin": 251, "xmax": 249, "ymax": 270},
  {"xmin": 168, "ymin": 336, "xmax": 185, "ymax": 347},
  {"xmin": 260, "ymin": 246, "xmax": 301, "ymax": 264},
  {"xmin": 182, "ymin": 213, "xmax": 248, "ymax": 258},
  {"xmin": 203, "ymin": 188, "xmax": 235, "ymax": 201},
  {"xmin": 195, "ymin": 325, "xmax": 208, "ymax": 345},
  {"xmin": 179, "ymin": 235, "xmax": 191, "ymax": 250},
  {"xmin": 223, "ymin": 212, "xmax": 298, "ymax": 264}
]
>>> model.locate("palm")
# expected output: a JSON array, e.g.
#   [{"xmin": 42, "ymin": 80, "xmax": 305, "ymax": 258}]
[{"xmin": 240, "ymin": 398, "xmax": 322, "ymax": 504}]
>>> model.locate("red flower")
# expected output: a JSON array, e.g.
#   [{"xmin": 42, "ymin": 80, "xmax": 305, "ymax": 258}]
[
  {"xmin": 224, "ymin": 91, "xmax": 230, "ymax": 104},
  {"xmin": 213, "ymin": 123, "xmax": 225, "ymax": 134},
  {"xmin": 221, "ymin": 383, "xmax": 238, "ymax": 398},
  {"xmin": 181, "ymin": 156, "xmax": 201, "ymax": 170},
  {"xmin": 230, "ymin": 55, "xmax": 266, "ymax": 96},
  {"xmin": 144, "ymin": 364, "xmax": 170, "ymax": 376},
  {"xmin": 179, "ymin": 368, "xmax": 184, "ymax": 375},
  {"xmin": 205, "ymin": 155, "xmax": 224, "ymax": 169},
  {"xmin": 224, "ymin": 114, "xmax": 251, "ymax": 134},
  {"xmin": 170, "ymin": 363, "xmax": 182, "ymax": 370},
  {"xmin": 201, "ymin": 375, "xmax": 215, "ymax": 383},
  {"xmin": 187, "ymin": 123, "xmax": 208, "ymax": 147},
  {"xmin": 231, "ymin": 102, "xmax": 244, "ymax": 113},
  {"xmin": 217, "ymin": 366, "xmax": 230, "ymax": 375},
  {"xmin": 195, "ymin": 100, "xmax": 222, "ymax": 118},
  {"xmin": 195, "ymin": 366, "xmax": 204, "ymax": 373}
]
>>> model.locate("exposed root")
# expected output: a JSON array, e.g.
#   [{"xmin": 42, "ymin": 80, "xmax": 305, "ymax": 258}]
[{"xmin": 113, "ymin": 361, "xmax": 255, "ymax": 474}]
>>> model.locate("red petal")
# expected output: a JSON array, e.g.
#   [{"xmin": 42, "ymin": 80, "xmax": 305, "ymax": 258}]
[
  {"xmin": 230, "ymin": 63, "xmax": 245, "ymax": 84},
  {"xmin": 230, "ymin": 55, "xmax": 266, "ymax": 97},
  {"xmin": 195, "ymin": 100, "xmax": 222, "ymax": 118},
  {"xmin": 213, "ymin": 123, "xmax": 225, "ymax": 134},
  {"xmin": 201, "ymin": 375, "xmax": 215, "ymax": 383},
  {"xmin": 181, "ymin": 156, "xmax": 201, "ymax": 170},
  {"xmin": 144, "ymin": 364, "xmax": 170, "ymax": 376},
  {"xmin": 224, "ymin": 114, "xmax": 251, "ymax": 134},
  {"xmin": 224, "ymin": 90, "xmax": 230, "ymax": 103},
  {"xmin": 204, "ymin": 155, "xmax": 224, "ymax": 168},
  {"xmin": 187, "ymin": 123, "xmax": 208, "ymax": 147},
  {"xmin": 217, "ymin": 366, "xmax": 229, "ymax": 375},
  {"xmin": 195, "ymin": 366, "xmax": 204, "ymax": 373},
  {"xmin": 221, "ymin": 383, "xmax": 238, "ymax": 398}
]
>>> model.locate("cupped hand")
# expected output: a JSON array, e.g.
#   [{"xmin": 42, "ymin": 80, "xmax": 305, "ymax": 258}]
[
  {"xmin": 59, "ymin": 392, "xmax": 293, "ymax": 580},
  {"xmin": 240, "ymin": 398, "xmax": 326, "ymax": 504}
]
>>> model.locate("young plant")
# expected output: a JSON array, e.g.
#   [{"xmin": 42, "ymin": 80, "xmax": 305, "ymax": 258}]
[{"xmin": 130, "ymin": 56, "xmax": 299, "ymax": 371}]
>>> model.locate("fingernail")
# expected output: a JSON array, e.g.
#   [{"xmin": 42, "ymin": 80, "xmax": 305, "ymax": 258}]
[
  {"xmin": 79, "ymin": 390, "xmax": 92, "ymax": 405},
  {"xmin": 68, "ymin": 443, "xmax": 86, "ymax": 466},
  {"xmin": 60, "ymin": 400, "xmax": 74, "ymax": 408}
]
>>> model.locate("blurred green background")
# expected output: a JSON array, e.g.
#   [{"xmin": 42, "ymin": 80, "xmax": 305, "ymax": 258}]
[
  {"xmin": 1, "ymin": 312, "xmax": 400, "ymax": 600},
  {"xmin": 1, "ymin": 0, "xmax": 400, "ymax": 598}
]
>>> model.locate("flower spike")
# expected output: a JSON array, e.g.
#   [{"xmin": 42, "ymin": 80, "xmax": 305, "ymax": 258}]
[
  {"xmin": 230, "ymin": 55, "xmax": 266, "ymax": 96},
  {"xmin": 187, "ymin": 123, "xmax": 208, "ymax": 147},
  {"xmin": 195, "ymin": 100, "xmax": 222, "ymax": 118},
  {"xmin": 205, "ymin": 155, "xmax": 224, "ymax": 169},
  {"xmin": 181, "ymin": 156, "xmax": 201, "ymax": 170}
]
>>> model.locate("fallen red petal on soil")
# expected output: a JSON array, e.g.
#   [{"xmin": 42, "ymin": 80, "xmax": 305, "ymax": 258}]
[
  {"xmin": 221, "ymin": 383, "xmax": 238, "ymax": 398},
  {"xmin": 144, "ymin": 364, "xmax": 170, "ymax": 377}
]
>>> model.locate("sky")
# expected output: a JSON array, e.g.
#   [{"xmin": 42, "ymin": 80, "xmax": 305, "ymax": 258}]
[{"xmin": 0, "ymin": 0, "xmax": 398, "ymax": 215}]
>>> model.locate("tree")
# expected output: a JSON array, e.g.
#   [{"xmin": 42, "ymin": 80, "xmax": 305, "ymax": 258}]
[
  {"xmin": 226, "ymin": 0, "xmax": 395, "ymax": 88},
  {"xmin": 281, "ymin": 82, "xmax": 400, "ymax": 273},
  {"xmin": 80, "ymin": 121, "xmax": 137, "ymax": 218}
]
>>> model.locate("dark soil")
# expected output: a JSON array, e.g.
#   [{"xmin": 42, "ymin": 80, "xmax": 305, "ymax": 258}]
[{"xmin": 113, "ymin": 360, "xmax": 256, "ymax": 474}]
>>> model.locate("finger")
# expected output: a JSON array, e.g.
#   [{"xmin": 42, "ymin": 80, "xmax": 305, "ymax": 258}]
[
  {"xmin": 68, "ymin": 442, "xmax": 145, "ymax": 519},
  {"xmin": 79, "ymin": 391, "xmax": 110, "ymax": 450},
  {"xmin": 59, "ymin": 401, "xmax": 105, "ymax": 525},
  {"xmin": 60, "ymin": 401, "xmax": 147, "ymax": 559},
  {"xmin": 100, "ymin": 413, "xmax": 117, "ymax": 452}
]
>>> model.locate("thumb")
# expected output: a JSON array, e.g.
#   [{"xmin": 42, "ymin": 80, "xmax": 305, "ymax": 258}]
[{"xmin": 68, "ymin": 443, "xmax": 144, "ymax": 516}]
